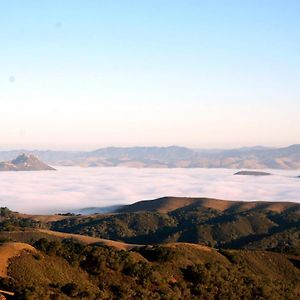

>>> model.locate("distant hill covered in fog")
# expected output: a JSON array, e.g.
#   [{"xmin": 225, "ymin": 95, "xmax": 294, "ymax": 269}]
[{"xmin": 0, "ymin": 144, "xmax": 299, "ymax": 169}]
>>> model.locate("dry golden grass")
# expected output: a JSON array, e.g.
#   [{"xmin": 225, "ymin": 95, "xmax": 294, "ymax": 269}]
[
  {"xmin": 37, "ymin": 229, "xmax": 142, "ymax": 250},
  {"xmin": 120, "ymin": 197, "xmax": 238, "ymax": 213},
  {"xmin": 164, "ymin": 242, "xmax": 212, "ymax": 252},
  {"xmin": 15, "ymin": 213, "xmax": 73, "ymax": 222},
  {"xmin": 0, "ymin": 242, "xmax": 36, "ymax": 277},
  {"xmin": 258, "ymin": 202, "xmax": 299, "ymax": 213},
  {"xmin": 120, "ymin": 196, "xmax": 300, "ymax": 213}
]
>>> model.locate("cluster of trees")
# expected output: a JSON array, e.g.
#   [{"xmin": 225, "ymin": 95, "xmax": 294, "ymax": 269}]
[
  {"xmin": 1, "ymin": 238, "xmax": 300, "ymax": 299},
  {"xmin": 1, "ymin": 204, "xmax": 300, "ymax": 299},
  {"xmin": 51, "ymin": 206, "xmax": 300, "ymax": 252},
  {"xmin": 1, "ymin": 204, "xmax": 300, "ymax": 255},
  {"xmin": 0, "ymin": 207, "xmax": 42, "ymax": 231}
]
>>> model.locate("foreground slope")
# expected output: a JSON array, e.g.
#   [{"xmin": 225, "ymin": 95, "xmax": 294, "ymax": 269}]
[
  {"xmin": 1, "ymin": 239, "xmax": 300, "ymax": 299},
  {"xmin": 1, "ymin": 199, "xmax": 300, "ymax": 299}
]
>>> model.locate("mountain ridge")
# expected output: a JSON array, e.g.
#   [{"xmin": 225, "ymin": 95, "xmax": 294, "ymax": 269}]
[{"xmin": 0, "ymin": 144, "xmax": 299, "ymax": 169}]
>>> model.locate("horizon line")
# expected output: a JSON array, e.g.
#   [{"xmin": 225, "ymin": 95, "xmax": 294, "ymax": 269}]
[{"xmin": 0, "ymin": 143, "xmax": 299, "ymax": 152}]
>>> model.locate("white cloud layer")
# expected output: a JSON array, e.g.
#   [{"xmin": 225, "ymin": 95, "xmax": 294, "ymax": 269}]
[{"xmin": 0, "ymin": 167, "xmax": 299, "ymax": 214}]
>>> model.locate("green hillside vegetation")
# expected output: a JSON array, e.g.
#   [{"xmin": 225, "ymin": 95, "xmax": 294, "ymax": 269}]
[
  {"xmin": 1, "ymin": 239, "xmax": 300, "ymax": 299},
  {"xmin": 45, "ymin": 197, "xmax": 300, "ymax": 253},
  {"xmin": 1, "ymin": 197, "xmax": 300, "ymax": 299},
  {"xmin": 1, "ymin": 196, "xmax": 300, "ymax": 254},
  {"xmin": 0, "ymin": 208, "xmax": 43, "ymax": 231}
]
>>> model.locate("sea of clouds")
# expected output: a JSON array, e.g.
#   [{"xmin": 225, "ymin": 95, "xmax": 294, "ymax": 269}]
[{"xmin": 0, "ymin": 167, "xmax": 299, "ymax": 214}]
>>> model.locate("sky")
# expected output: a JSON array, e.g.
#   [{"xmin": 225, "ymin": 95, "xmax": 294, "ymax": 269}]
[{"xmin": 0, "ymin": 0, "xmax": 300, "ymax": 150}]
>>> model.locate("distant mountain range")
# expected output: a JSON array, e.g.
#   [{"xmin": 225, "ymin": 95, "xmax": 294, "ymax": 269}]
[
  {"xmin": 0, "ymin": 144, "xmax": 299, "ymax": 169},
  {"xmin": 0, "ymin": 154, "xmax": 55, "ymax": 171}
]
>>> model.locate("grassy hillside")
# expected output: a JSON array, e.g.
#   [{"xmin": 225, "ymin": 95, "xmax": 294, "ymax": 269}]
[
  {"xmin": 117, "ymin": 196, "xmax": 300, "ymax": 213},
  {"xmin": 1, "ymin": 197, "xmax": 300, "ymax": 299},
  {"xmin": 1, "ymin": 239, "xmax": 300, "ymax": 299},
  {"xmin": 0, "ymin": 229, "xmax": 141, "ymax": 251},
  {"xmin": 2, "ymin": 197, "xmax": 300, "ymax": 252},
  {"xmin": 46, "ymin": 197, "xmax": 300, "ymax": 252}
]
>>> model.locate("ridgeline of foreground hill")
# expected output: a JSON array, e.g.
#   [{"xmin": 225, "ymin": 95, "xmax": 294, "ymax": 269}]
[
  {"xmin": 116, "ymin": 196, "xmax": 300, "ymax": 213},
  {"xmin": 43, "ymin": 197, "xmax": 300, "ymax": 252},
  {"xmin": 0, "ymin": 239, "xmax": 300, "ymax": 299}
]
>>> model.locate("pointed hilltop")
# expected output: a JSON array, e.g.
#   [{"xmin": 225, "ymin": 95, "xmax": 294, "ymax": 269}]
[{"xmin": 0, "ymin": 154, "xmax": 55, "ymax": 171}]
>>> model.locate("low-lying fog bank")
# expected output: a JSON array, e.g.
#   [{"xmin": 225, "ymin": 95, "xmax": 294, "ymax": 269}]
[{"xmin": 0, "ymin": 167, "xmax": 299, "ymax": 214}]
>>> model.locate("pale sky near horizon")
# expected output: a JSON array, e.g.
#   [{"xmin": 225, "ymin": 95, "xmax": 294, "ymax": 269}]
[{"xmin": 0, "ymin": 1, "xmax": 299, "ymax": 150}]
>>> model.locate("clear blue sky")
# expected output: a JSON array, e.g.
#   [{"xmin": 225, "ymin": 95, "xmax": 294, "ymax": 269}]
[{"xmin": 0, "ymin": 0, "xmax": 299, "ymax": 149}]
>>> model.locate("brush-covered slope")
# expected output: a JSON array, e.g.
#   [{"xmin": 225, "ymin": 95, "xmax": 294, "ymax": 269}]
[
  {"xmin": 1, "ymin": 239, "xmax": 300, "ymax": 299},
  {"xmin": 1, "ymin": 203, "xmax": 300, "ymax": 299},
  {"xmin": 0, "ymin": 243, "xmax": 36, "ymax": 277},
  {"xmin": 48, "ymin": 197, "xmax": 300, "ymax": 250}
]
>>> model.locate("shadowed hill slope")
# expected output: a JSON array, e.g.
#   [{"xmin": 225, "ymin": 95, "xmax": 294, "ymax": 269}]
[
  {"xmin": 2, "ymin": 196, "xmax": 300, "ymax": 251},
  {"xmin": 49, "ymin": 197, "xmax": 300, "ymax": 250}
]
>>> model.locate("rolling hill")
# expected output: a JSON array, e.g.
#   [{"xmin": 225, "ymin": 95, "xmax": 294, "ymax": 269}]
[
  {"xmin": 116, "ymin": 196, "xmax": 300, "ymax": 213},
  {"xmin": 3, "ymin": 196, "xmax": 298, "ymax": 252},
  {"xmin": 44, "ymin": 197, "xmax": 300, "ymax": 251},
  {"xmin": 1, "ymin": 197, "xmax": 300, "ymax": 299}
]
